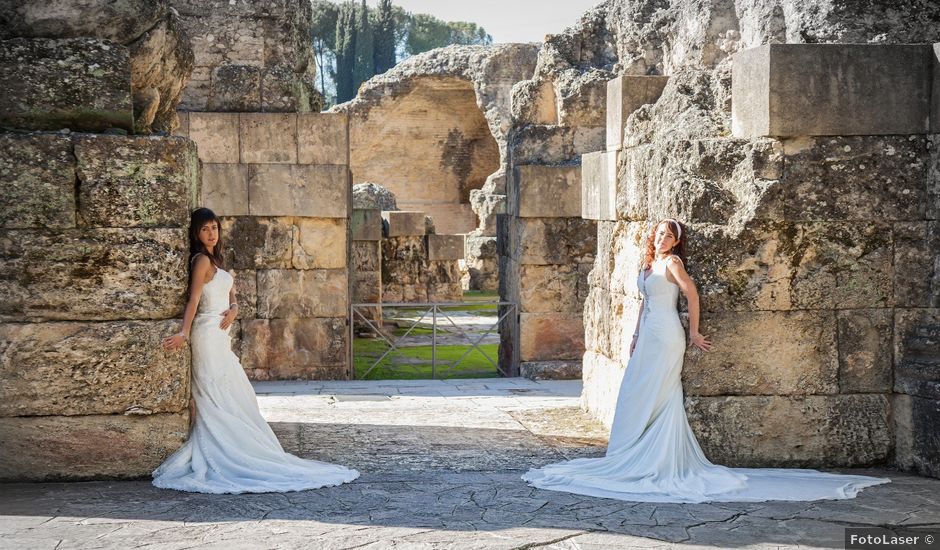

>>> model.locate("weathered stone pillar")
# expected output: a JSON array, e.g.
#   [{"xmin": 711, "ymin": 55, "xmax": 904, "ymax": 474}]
[
  {"xmin": 0, "ymin": 8, "xmax": 198, "ymax": 479},
  {"xmin": 500, "ymin": 164, "xmax": 595, "ymax": 379}
]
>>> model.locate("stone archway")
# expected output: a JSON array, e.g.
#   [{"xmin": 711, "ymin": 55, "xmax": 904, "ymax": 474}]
[{"xmin": 345, "ymin": 75, "xmax": 499, "ymax": 235}]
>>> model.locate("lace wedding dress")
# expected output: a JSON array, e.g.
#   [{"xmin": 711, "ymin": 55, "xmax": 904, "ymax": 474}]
[
  {"xmin": 523, "ymin": 258, "xmax": 889, "ymax": 503},
  {"xmin": 153, "ymin": 267, "xmax": 359, "ymax": 494}
]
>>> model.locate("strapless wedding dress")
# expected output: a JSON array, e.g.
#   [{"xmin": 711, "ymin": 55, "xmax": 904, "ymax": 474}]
[
  {"xmin": 523, "ymin": 258, "xmax": 889, "ymax": 503},
  {"xmin": 152, "ymin": 267, "xmax": 359, "ymax": 494}
]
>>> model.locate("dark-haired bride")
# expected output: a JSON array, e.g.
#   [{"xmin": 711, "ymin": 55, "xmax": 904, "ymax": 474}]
[
  {"xmin": 153, "ymin": 207, "xmax": 359, "ymax": 494},
  {"xmin": 523, "ymin": 218, "xmax": 889, "ymax": 503}
]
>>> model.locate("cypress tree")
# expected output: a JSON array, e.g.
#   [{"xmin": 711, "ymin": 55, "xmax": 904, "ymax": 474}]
[
  {"xmin": 334, "ymin": 1, "xmax": 357, "ymax": 103},
  {"xmin": 373, "ymin": 0, "xmax": 396, "ymax": 74},
  {"xmin": 352, "ymin": 0, "xmax": 374, "ymax": 94}
]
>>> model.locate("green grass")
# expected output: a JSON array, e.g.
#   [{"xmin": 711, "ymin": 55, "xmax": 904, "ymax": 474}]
[{"xmin": 353, "ymin": 337, "xmax": 500, "ymax": 380}]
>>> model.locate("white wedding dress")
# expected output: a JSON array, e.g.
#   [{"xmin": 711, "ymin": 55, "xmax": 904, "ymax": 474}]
[
  {"xmin": 153, "ymin": 266, "xmax": 359, "ymax": 494},
  {"xmin": 523, "ymin": 257, "xmax": 889, "ymax": 503}
]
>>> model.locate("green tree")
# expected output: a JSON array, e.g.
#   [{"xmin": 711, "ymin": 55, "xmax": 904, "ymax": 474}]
[
  {"xmin": 334, "ymin": 1, "xmax": 357, "ymax": 103},
  {"xmin": 311, "ymin": 0, "xmax": 339, "ymax": 101},
  {"xmin": 372, "ymin": 0, "xmax": 396, "ymax": 75},
  {"xmin": 352, "ymin": 0, "xmax": 374, "ymax": 94},
  {"xmin": 405, "ymin": 14, "xmax": 492, "ymax": 55},
  {"xmin": 311, "ymin": 1, "xmax": 492, "ymax": 106}
]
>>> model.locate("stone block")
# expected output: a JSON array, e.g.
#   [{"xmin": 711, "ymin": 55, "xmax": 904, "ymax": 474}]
[
  {"xmin": 427, "ymin": 234, "xmax": 464, "ymax": 261},
  {"xmin": 499, "ymin": 216, "xmax": 597, "ymax": 266},
  {"xmin": 188, "ymin": 112, "xmax": 240, "ymax": 164},
  {"xmin": 510, "ymin": 165, "xmax": 581, "ymax": 218},
  {"xmin": 248, "ymin": 164, "xmax": 348, "ymax": 218},
  {"xmin": 837, "ymin": 309, "xmax": 893, "ymax": 394},
  {"xmin": 519, "ymin": 312, "xmax": 584, "ymax": 362},
  {"xmin": 240, "ymin": 317, "xmax": 347, "ymax": 380},
  {"xmin": 618, "ymin": 140, "xmax": 759, "ymax": 224},
  {"xmin": 201, "ymin": 163, "xmax": 249, "ymax": 216},
  {"xmin": 520, "ymin": 360, "xmax": 582, "ymax": 381},
  {"xmin": 732, "ymin": 44, "xmax": 931, "ymax": 138},
  {"xmin": 692, "ymin": 221, "xmax": 894, "ymax": 312},
  {"xmin": 933, "ymin": 44, "xmax": 940, "ymax": 134},
  {"xmin": 894, "ymin": 393, "xmax": 940, "ymax": 478},
  {"xmin": 894, "ymin": 308, "xmax": 940, "ymax": 366},
  {"xmin": 207, "ymin": 65, "xmax": 262, "ymax": 111},
  {"xmin": 352, "ymin": 240, "xmax": 381, "ymax": 272},
  {"xmin": 74, "ymin": 135, "xmax": 198, "ymax": 228},
  {"xmin": 581, "ymin": 149, "xmax": 618, "ymax": 221},
  {"xmin": 682, "ymin": 311, "xmax": 838, "ymax": 396},
  {"xmin": 298, "ymin": 112, "xmax": 347, "ymax": 165},
  {"xmin": 382, "ymin": 211, "xmax": 426, "ymax": 237},
  {"xmin": 353, "ymin": 270, "xmax": 381, "ymax": 304},
  {"xmin": 580, "ymin": 351, "xmax": 625, "ymax": 427},
  {"xmin": 351, "ymin": 208, "xmax": 382, "ymax": 241},
  {"xmin": 427, "ymin": 262, "xmax": 464, "ymax": 302},
  {"xmin": 519, "ymin": 264, "xmax": 581, "ymax": 314},
  {"xmin": 221, "ymin": 216, "xmax": 293, "ymax": 270},
  {"xmin": 763, "ymin": 136, "xmax": 929, "ymax": 222},
  {"xmin": 257, "ymin": 269, "xmax": 347, "ymax": 318},
  {"xmin": 0, "ymin": 320, "xmax": 189, "ymax": 417},
  {"xmin": 606, "ymin": 75, "xmax": 669, "ymax": 151},
  {"xmin": 686, "ymin": 394, "xmax": 891, "ymax": 467},
  {"xmin": 233, "ymin": 269, "xmax": 257, "ymax": 319},
  {"xmin": 240, "ymin": 113, "xmax": 297, "ymax": 164},
  {"xmin": 293, "ymin": 218, "xmax": 346, "ymax": 269},
  {"xmin": 0, "ymin": 412, "xmax": 188, "ymax": 481},
  {"xmin": 894, "ymin": 221, "xmax": 940, "ymax": 308},
  {"xmin": 0, "ymin": 133, "xmax": 76, "ymax": 229},
  {"xmin": 0, "ymin": 228, "xmax": 186, "ymax": 321},
  {"xmin": 896, "ymin": 359, "xmax": 940, "ymax": 401},
  {"xmin": 0, "ymin": 38, "xmax": 133, "ymax": 132}
]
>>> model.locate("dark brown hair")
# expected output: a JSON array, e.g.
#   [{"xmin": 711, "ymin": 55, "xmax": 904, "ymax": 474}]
[{"xmin": 187, "ymin": 207, "xmax": 225, "ymax": 295}]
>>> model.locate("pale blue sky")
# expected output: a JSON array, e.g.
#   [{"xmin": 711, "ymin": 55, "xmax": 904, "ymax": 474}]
[{"xmin": 366, "ymin": 0, "xmax": 604, "ymax": 44}]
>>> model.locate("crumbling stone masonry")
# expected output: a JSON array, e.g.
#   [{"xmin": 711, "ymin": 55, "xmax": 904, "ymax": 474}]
[
  {"xmin": 0, "ymin": 0, "xmax": 199, "ymax": 480},
  {"xmin": 171, "ymin": 0, "xmax": 321, "ymax": 112}
]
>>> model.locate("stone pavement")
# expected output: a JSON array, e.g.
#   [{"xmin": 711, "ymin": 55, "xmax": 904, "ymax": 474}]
[{"xmin": 1, "ymin": 378, "xmax": 938, "ymax": 549}]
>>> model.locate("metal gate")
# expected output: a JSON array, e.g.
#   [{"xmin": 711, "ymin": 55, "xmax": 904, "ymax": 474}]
[{"xmin": 349, "ymin": 301, "xmax": 517, "ymax": 380}]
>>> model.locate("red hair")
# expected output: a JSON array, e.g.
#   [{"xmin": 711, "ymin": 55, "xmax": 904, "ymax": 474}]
[{"xmin": 642, "ymin": 218, "xmax": 687, "ymax": 269}]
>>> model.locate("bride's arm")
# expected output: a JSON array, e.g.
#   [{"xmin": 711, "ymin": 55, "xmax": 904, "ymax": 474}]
[
  {"xmin": 665, "ymin": 257, "xmax": 711, "ymax": 352},
  {"xmin": 162, "ymin": 255, "xmax": 211, "ymax": 351}
]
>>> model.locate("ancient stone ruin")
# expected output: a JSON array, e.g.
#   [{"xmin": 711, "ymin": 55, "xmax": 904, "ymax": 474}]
[
  {"xmin": 0, "ymin": 0, "xmax": 198, "ymax": 478},
  {"xmin": 0, "ymin": 0, "xmax": 938, "ymax": 483}
]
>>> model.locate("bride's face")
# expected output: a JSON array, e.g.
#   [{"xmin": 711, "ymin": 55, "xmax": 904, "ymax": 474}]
[
  {"xmin": 198, "ymin": 220, "xmax": 220, "ymax": 250},
  {"xmin": 653, "ymin": 222, "xmax": 677, "ymax": 254}
]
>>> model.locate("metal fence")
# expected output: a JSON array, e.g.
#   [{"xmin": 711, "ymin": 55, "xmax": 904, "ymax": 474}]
[{"xmin": 350, "ymin": 301, "xmax": 517, "ymax": 380}]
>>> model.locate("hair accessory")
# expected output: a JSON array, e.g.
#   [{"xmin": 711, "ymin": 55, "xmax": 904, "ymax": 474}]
[{"xmin": 664, "ymin": 218, "xmax": 682, "ymax": 240}]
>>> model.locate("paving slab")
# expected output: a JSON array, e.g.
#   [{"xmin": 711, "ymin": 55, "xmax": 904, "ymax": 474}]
[{"xmin": 0, "ymin": 379, "xmax": 936, "ymax": 549}]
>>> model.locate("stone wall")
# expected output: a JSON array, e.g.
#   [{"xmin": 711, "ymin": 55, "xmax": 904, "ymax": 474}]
[
  {"xmin": 555, "ymin": 0, "xmax": 940, "ymax": 472},
  {"xmin": 381, "ymin": 211, "xmax": 464, "ymax": 303},
  {"xmin": 171, "ymin": 0, "xmax": 320, "ymax": 112},
  {"xmin": 0, "ymin": 0, "xmax": 194, "ymax": 134},
  {"xmin": 177, "ymin": 111, "xmax": 352, "ymax": 380},
  {"xmin": 0, "ymin": 133, "xmax": 198, "ymax": 481},
  {"xmin": 0, "ymin": 0, "xmax": 198, "ymax": 480}
]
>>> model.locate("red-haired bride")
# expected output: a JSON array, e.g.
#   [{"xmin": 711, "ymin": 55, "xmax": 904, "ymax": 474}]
[{"xmin": 523, "ymin": 218, "xmax": 889, "ymax": 503}]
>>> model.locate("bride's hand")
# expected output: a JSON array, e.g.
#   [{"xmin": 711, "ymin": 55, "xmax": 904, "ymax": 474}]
[
  {"xmin": 162, "ymin": 332, "xmax": 186, "ymax": 351},
  {"xmin": 689, "ymin": 331, "xmax": 711, "ymax": 352},
  {"xmin": 219, "ymin": 306, "xmax": 237, "ymax": 330}
]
